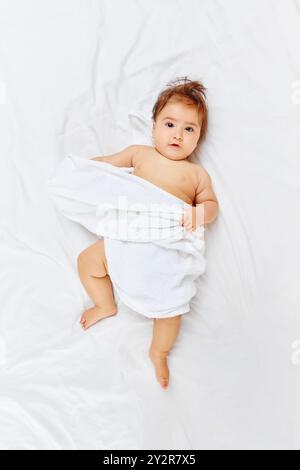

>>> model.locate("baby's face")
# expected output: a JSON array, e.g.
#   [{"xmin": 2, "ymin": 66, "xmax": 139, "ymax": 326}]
[{"xmin": 152, "ymin": 100, "xmax": 202, "ymax": 161}]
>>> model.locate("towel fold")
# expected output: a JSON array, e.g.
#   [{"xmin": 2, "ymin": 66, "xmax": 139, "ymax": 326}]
[{"xmin": 47, "ymin": 154, "xmax": 207, "ymax": 318}]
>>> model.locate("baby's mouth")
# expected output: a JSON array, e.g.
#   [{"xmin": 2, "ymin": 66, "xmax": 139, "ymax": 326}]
[{"xmin": 169, "ymin": 143, "xmax": 180, "ymax": 147}]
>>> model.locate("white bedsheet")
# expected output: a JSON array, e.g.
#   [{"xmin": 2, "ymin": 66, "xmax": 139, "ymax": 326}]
[{"xmin": 0, "ymin": 0, "xmax": 300, "ymax": 450}]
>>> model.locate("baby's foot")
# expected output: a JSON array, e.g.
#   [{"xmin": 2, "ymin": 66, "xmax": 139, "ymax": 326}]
[
  {"xmin": 80, "ymin": 305, "xmax": 117, "ymax": 330},
  {"xmin": 149, "ymin": 347, "xmax": 170, "ymax": 389}
]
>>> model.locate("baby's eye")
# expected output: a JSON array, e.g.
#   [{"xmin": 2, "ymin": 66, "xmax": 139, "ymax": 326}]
[{"xmin": 165, "ymin": 122, "xmax": 194, "ymax": 132}]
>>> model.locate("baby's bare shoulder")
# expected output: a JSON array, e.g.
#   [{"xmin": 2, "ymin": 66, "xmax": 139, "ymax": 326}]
[
  {"xmin": 138, "ymin": 144, "xmax": 152, "ymax": 149},
  {"xmin": 187, "ymin": 162, "xmax": 209, "ymax": 186},
  {"xmin": 132, "ymin": 145, "xmax": 153, "ymax": 163},
  {"xmin": 189, "ymin": 161, "xmax": 206, "ymax": 174},
  {"xmin": 133, "ymin": 144, "xmax": 152, "ymax": 153}
]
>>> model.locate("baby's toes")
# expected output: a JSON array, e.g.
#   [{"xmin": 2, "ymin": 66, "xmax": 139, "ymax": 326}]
[
  {"xmin": 159, "ymin": 377, "xmax": 169, "ymax": 389},
  {"xmin": 158, "ymin": 369, "xmax": 169, "ymax": 388}
]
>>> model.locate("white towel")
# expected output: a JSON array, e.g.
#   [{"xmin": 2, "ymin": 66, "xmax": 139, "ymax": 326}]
[{"xmin": 47, "ymin": 154, "xmax": 207, "ymax": 318}]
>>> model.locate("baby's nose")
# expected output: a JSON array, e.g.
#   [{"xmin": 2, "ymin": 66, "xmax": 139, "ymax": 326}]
[{"xmin": 174, "ymin": 130, "xmax": 183, "ymax": 140}]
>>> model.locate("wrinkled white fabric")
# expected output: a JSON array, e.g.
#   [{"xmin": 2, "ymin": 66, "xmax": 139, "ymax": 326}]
[{"xmin": 47, "ymin": 154, "xmax": 206, "ymax": 318}]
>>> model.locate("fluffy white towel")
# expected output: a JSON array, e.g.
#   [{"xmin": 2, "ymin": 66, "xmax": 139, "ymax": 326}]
[{"xmin": 47, "ymin": 154, "xmax": 207, "ymax": 318}]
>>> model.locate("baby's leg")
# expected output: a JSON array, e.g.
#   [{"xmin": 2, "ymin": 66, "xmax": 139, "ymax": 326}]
[
  {"xmin": 77, "ymin": 239, "xmax": 118, "ymax": 329},
  {"xmin": 149, "ymin": 315, "xmax": 181, "ymax": 389}
]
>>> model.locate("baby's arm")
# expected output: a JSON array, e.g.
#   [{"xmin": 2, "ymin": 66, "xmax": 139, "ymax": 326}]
[
  {"xmin": 194, "ymin": 170, "xmax": 218, "ymax": 225},
  {"xmin": 182, "ymin": 169, "xmax": 218, "ymax": 230},
  {"xmin": 90, "ymin": 145, "xmax": 139, "ymax": 167}
]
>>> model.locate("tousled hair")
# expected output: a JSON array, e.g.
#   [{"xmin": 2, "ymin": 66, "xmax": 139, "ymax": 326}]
[{"xmin": 151, "ymin": 76, "xmax": 208, "ymax": 150}]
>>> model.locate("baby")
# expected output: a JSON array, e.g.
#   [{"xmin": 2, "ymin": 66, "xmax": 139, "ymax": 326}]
[{"xmin": 77, "ymin": 77, "xmax": 219, "ymax": 389}]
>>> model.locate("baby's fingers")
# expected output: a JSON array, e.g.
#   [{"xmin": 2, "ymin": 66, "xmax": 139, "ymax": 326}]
[{"xmin": 181, "ymin": 216, "xmax": 193, "ymax": 231}]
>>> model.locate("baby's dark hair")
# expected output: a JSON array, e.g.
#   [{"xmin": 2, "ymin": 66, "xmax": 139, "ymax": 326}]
[{"xmin": 151, "ymin": 76, "xmax": 208, "ymax": 149}]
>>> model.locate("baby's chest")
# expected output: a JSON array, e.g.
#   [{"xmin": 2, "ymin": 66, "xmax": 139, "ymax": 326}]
[
  {"xmin": 138, "ymin": 167, "xmax": 195, "ymax": 204},
  {"xmin": 161, "ymin": 169, "xmax": 191, "ymax": 191},
  {"xmin": 170, "ymin": 173, "xmax": 196, "ymax": 202}
]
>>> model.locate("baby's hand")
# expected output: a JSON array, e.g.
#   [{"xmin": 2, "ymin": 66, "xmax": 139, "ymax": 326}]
[{"xmin": 181, "ymin": 205, "xmax": 204, "ymax": 232}]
